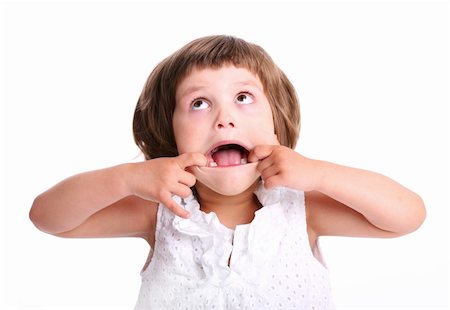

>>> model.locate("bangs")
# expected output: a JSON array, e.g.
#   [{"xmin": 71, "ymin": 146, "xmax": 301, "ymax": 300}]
[
  {"xmin": 171, "ymin": 36, "xmax": 274, "ymax": 91},
  {"xmin": 133, "ymin": 35, "xmax": 299, "ymax": 160}
]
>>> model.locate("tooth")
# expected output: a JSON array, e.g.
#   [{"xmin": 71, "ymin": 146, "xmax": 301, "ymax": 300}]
[
  {"xmin": 209, "ymin": 161, "xmax": 218, "ymax": 167},
  {"xmin": 240, "ymin": 158, "xmax": 248, "ymax": 164}
]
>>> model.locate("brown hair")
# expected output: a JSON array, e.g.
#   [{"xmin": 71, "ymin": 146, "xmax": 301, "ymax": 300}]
[{"xmin": 133, "ymin": 35, "xmax": 300, "ymax": 159}]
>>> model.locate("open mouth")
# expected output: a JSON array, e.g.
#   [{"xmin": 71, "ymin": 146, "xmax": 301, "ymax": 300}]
[{"xmin": 207, "ymin": 143, "xmax": 249, "ymax": 168}]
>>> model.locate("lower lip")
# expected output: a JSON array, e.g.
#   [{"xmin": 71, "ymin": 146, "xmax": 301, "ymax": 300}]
[
  {"xmin": 209, "ymin": 163, "xmax": 246, "ymax": 168},
  {"xmin": 208, "ymin": 158, "xmax": 248, "ymax": 167},
  {"xmin": 200, "ymin": 162, "xmax": 258, "ymax": 171}
]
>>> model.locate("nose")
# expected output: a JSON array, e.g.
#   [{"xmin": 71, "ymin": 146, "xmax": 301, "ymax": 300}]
[
  {"xmin": 216, "ymin": 119, "xmax": 235, "ymax": 129},
  {"xmin": 215, "ymin": 109, "xmax": 235, "ymax": 130},
  {"xmin": 213, "ymin": 95, "xmax": 239, "ymax": 130}
]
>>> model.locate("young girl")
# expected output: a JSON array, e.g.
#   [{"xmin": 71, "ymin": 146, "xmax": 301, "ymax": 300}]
[{"xmin": 29, "ymin": 35, "xmax": 426, "ymax": 309}]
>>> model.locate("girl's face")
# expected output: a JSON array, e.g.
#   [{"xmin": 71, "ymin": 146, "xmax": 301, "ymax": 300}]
[{"xmin": 173, "ymin": 65, "xmax": 278, "ymax": 195}]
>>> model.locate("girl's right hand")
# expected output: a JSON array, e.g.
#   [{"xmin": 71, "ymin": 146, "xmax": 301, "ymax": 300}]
[{"xmin": 125, "ymin": 153, "xmax": 207, "ymax": 218}]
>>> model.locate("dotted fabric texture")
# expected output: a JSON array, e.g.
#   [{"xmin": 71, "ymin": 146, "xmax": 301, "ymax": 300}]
[{"xmin": 135, "ymin": 183, "xmax": 334, "ymax": 310}]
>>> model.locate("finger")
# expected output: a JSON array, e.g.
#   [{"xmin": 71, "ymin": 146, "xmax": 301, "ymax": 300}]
[
  {"xmin": 160, "ymin": 191, "xmax": 190, "ymax": 218},
  {"xmin": 259, "ymin": 165, "xmax": 280, "ymax": 182},
  {"xmin": 248, "ymin": 145, "xmax": 275, "ymax": 163},
  {"xmin": 178, "ymin": 170, "xmax": 197, "ymax": 187},
  {"xmin": 173, "ymin": 183, "xmax": 193, "ymax": 198},
  {"xmin": 263, "ymin": 175, "xmax": 284, "ymax": 189},
  {"xmin": 256, "ymin": 156, "xmax": 275, "ymax": 173},
  {"xmin": 177, "ymin": 152, "xmax": 208, "ymax": 169}
]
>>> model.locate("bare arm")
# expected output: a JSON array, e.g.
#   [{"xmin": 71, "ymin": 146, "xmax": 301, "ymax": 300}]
[
  {"xmin": 29, "ymin": 153, "xmax": 207, "ymax": 239},
  {"xmin": 30, "ymin": 164, "xmax": 133, "ymax": 235},
  {"xmin": 249, "ymin": 145, "xmax": 426, "ymax": 239},
  {"xmin": 306, "ymin": 161, "xmax": 426, "ymax": 238}
]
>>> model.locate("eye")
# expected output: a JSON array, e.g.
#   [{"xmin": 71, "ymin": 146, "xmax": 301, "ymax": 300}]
[
  {"xmin": 191, "ymin": 98, "xmax": 210, "ymax": 110},
  {"xmin": 235, "ymin": 92, "xmax": 254, "ymax": 105}
]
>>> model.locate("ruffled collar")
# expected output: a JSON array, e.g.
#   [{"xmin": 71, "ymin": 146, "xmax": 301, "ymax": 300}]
[
  {"xmin": 172, "ymin": 182, "xmax": 285, "ymax": 228},
  {"xmin": 168, "ymin": 182, "xmax": 293, "ymax": 286}
]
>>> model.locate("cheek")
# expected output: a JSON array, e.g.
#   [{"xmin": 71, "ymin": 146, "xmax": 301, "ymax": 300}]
[
  {"xmin": 173, "ymin": 113, "xmax": 190, "ymax": 152},
  {"xmin": 174, "ymin": 125, "xmax": 192, "ymax": 153},
  {"xmin": 250, "ymin": 103, "xmax": 275, "ymax": 132},
  {"xmin": 173, "ymin": 116, "xmax": 205, "ymax": 153},
  {"xmin": 264, "ymin": 108, "xmax": 275, "ymax": 132},
  {"xmin": 265, "ymin": 104, "xmax": 276, "ymax": 132}
]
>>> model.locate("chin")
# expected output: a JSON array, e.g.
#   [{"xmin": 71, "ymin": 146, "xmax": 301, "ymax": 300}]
[{"xmin": 193, "ymin": 162, "xmax": 260, "ymax": 196}]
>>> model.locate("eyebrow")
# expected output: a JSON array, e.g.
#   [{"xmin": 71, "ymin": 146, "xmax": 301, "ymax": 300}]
[
  {"xmin": 235, "ymin": 80, "xmax": 263, "ymax": 90},
  {"xmin": 178, "ymin": 80, "xmax": 263, "ymax": 100},
  {"xmin": 178, "ymin": 85, "xmax": 208, "ymax": 99}
]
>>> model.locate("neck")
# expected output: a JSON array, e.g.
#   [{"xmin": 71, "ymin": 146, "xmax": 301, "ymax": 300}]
[{"xmin": 195, "ymin": 181, "xmax": 262, "ymax": 229}]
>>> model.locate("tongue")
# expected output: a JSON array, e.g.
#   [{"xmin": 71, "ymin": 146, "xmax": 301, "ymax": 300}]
[{"xmin": 212, "ymin": 149, "xmax": 242, "ymax": 166}]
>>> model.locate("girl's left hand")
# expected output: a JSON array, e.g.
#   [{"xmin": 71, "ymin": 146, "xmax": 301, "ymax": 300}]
[{"xmin": 248, "ymin": 145, "xmax": 322, "ymax": 192}]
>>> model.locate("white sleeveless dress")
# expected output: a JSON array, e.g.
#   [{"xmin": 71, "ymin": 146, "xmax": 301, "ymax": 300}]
[{"xmin": 135, "ymin": 183, "xmax": 335, "ymax": 309}]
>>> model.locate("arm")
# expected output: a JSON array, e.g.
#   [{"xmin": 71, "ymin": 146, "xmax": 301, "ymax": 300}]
[
  {"xmin": 30, "ymin": 165, "xmax": 159, "ymax": 239},
  {"xmin": 29, "ymin": 153, "xmax": 207, "ymax": 239},
  {"xmin": 306, "ymin": 161, "xmax": 426, "ymax": 238},
  {"xmin": 248, "ymin": 145, "xmax": 426, "ymax": 238}
]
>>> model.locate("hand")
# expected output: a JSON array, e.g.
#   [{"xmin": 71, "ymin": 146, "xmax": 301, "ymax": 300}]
[
  {"xmin": 248, "ymin": 145, "xmax": 322, "ymax": 191},
  {"xmin": 126, "ymin": 153, "xmax": 207, "ymax": 218}
]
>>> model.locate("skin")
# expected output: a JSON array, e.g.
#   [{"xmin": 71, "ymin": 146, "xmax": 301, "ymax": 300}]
[
  {"xmin": 173, "ymin": 65, "xmax": 277, "ymax": 216},
  {"xmin": 29, "ymin": 65, "xmax": 426, "ymax": 253}
]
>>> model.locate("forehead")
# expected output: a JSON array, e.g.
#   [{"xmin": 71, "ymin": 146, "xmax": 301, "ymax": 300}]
[{"xmin": 176, "ymin": 65, "xmax": 264, "ymax": 99}]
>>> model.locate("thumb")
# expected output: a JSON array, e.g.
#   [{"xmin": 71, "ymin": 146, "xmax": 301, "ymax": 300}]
[
  {"xmin": 248, "ymin": 145, "xmax": 276, "ymax": 163},
  {"xmin": 177, "ymin": 152, "xmax": 207, "ymax": 169}
]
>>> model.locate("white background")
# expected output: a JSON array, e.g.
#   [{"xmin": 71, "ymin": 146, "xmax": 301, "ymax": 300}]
[{"xmin": 0, "ymin": 1, "xmax": 448, "ymax": 309}]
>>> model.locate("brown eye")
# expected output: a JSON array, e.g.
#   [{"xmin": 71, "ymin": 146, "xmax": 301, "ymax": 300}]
[
  {"xmin": 235, "ymin": 93, "xmax": 254, "ymax": 105},
  {"xmin": 191, "ymin": 99, "xmax": 209, "ymax": 110}
]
